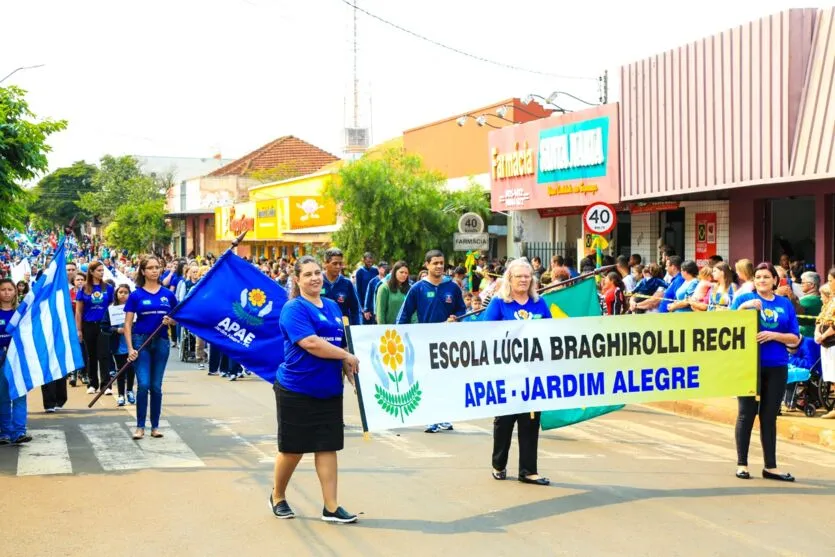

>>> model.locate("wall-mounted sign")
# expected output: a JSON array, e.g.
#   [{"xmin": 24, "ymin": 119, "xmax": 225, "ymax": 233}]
[
  {"xmin": 215, "ymin": 202, "xmax": 256, "ymax": 241},
  {"xmin": 491, "ymin": 142, "xmax": 534, "ymax": 180},
  {"xmin": 287, "ymin": 196, "xmax": 337, "ymax": 230},
  {"xmin": 488, "ymin": 105, "xmax": 620, "ymax": 212},
  {"xmin": 694, "ymin": 212, "xmax": 717, "ymax": 267}
]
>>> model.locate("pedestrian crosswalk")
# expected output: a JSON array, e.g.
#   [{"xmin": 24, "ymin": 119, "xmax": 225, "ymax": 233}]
[{"xmin": 4, "ymin": 412, "xmax": 835, "ymax": 477}]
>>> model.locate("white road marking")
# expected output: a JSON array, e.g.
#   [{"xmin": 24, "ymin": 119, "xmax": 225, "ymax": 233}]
[
  {"xmin": 79, "ymin": 421, "xmax": 204, "ymax": 471},
  {"xmin": 602, "ymin": 420, "xmax": 728, "ymax": 462},
  {"xmin": 17, "ymin": 429, "xmax": 72, "ymax": 476},
  {"xmin": 209, "ymin": 418, "xmax": 275, "ymax": 464},
  {"xmin": 125, "ymin": 421, "xmax": 204, "ymax": 469},
  {"xmin": 558, "ymin": 421, "xmax": 676, "ymax": 460},
  {"xmin": 374, "ymin": 430, "xmax": 452, "ymax": 459}
]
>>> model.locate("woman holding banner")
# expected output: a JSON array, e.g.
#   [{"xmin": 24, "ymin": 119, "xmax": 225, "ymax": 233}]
[
  {"xmin": 270, "ymin": 255, "xmax": 360, "ymax": 523},
  {"xmin": 731, "ymin": 262, "xmax": 800, "ymax": 481},
  {"xmin": 482, "ymin": 259, "xmax": 550, "ymax": 486}
]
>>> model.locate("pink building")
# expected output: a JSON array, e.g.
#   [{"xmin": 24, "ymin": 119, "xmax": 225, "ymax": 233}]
[{"xmin": 619, "ymin": 8, "xmax": 835, "ymax": 272}]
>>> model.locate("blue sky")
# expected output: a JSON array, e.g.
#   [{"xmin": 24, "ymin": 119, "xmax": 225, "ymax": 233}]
[{"xmin": 3, "ymin": 0, "xmax": 824, "ymax": 172}]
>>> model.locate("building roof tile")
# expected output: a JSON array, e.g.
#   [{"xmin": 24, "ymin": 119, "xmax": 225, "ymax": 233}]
[{"xmin": 207, "ymin": 135, "xmax": 340, "ymax": 177}]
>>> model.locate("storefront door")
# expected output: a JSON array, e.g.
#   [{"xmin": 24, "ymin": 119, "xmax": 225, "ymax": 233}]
[
  {"xmin": 660, "ymin": 209, "xmax": 685, "ymax": 260},
  {"xmin": 769, "ymin": 197, "xmax": 816, "ymax": 264}
]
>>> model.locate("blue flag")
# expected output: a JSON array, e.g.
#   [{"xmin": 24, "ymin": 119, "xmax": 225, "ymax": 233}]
[
  {"xmin": 172, "ymin": 250, "xmax": 288, "ymax": 383},
  {"xmin": 3, "ymin": 237, "xmax": 85, "ymax": 399}
]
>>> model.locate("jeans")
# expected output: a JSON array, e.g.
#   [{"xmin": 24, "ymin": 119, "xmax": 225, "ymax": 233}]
[
  {"xmin": 133, "ymin": 334, "xmax": 169, "ymax": 429},
  {"xmin": 0, "ymin": 351, "xmax": 27, "ymax": 438},
  {"xmin": 736, "ymin": 365, "xmax": 788, "ymax": 469}
]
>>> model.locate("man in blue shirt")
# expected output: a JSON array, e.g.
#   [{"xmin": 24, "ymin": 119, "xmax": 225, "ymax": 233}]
[
  {"xmin": 322, "ymin": 248, "xmax": 361, "ymax": 326},
  {"xmin": 397, "ymin": 249, "xmax": 466, "ymax": 433},
  {"xmin": 659, "ymin": 256, "xmax": 684, "ymax": 313},
  {"xmin": 355, "ymin": 252, "xmax": 378, "ymax": 324},
  {"xmin": 363, "ymin": 261, "xmax": 389, "ymax": 324}
]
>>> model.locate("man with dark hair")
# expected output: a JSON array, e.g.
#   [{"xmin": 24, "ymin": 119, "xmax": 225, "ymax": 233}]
[
  {"xmin": 708, "ymin": 255, "xmax": 723, "ymax": 267},
  {"xmin": 356, "ymin": 252, "xmax": 378, "ymax": 324},
  {"xmin": 397, "ymin": 249, "xmax": 466, "ymax": 434},
  {"xmin": 452, "ymin": 266, "xmax": 467, "ymax": 290},
  {"xmin": 628, "ymin": 253, "xmax": 642, "ymax": 267},
  {"xmin": 616, "ymin": 255, "xmax": 636, "ymax": 292},
  {"xmin": 659, "ymin": 256, "xmax": 684, "ymax": 313},
  {"xmin": 322, "ymin": 248, "xmax": 361, "ymax": 326},
  {"xmin": 363, "ymin": 261, "xmax": 389, "ymax": 324}
]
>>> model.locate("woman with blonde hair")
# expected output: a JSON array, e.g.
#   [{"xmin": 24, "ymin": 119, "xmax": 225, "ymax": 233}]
[
  {"xmin": 482, "ymin": 259, "xmax": 550, "ymax": 486},
  {"xmin": 816, "ymin": 268, "xmax": 835, "ymax": 419},
  {"xmin": 735, "ymin": 259, "xmax": 755, "ymax": 296}
]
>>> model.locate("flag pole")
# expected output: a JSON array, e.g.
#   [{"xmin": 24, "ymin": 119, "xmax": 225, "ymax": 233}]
[
  {"xmin": 454, "ymin": 265, "xmax": 615, "ymax": 322},
  {"xmin": 88, "ymin": 230, "xmax": 250, "ymax": 409}
]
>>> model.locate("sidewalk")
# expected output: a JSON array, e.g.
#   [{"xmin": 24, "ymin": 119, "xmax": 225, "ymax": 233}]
[{"xmin": 644, "ymin": 398, "xmax": 835, "ymax": 451}]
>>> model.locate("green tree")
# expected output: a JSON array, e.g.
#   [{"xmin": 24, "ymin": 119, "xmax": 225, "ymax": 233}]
[
  {"xmin": 324, "ymin": 149, "xmax": 491, "ymax": 267},
  {"xmin": 77, "ymin": 155, "xmax": 162, "ymax": 224},
  {"xmin": 28, "ymin": 161, "xmax": 98, "ymax": 231},
  {"xmin": 104, "ymin": 198, "xmax": 172, "ymax": 255},
  {"xmin": 0, "ymin": 85, "xmax": 67, "ymax": 240}
]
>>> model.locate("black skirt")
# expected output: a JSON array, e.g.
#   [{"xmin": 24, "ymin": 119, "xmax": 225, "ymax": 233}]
[{"xmin": 274, "ymin": 382, "xmax": 344, "ymax": 453}]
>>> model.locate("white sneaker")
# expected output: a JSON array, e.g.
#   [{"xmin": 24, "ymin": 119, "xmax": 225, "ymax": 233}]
[
  {"xmin": 45, "ymin": 407, "xmax": 56, "ymax": 413},
  {"xmin": 104, "ymin": 388, "xmax": 113, "ymax": 395},
  {"xmin": 86, "ymin": 386, "xmax": 96, "ymax": 394}
]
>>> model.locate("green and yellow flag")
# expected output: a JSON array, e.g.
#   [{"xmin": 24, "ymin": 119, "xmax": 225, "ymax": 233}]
[{"xmin": 540, "ymin": 278, "xmax": 625, "ymax": 430}]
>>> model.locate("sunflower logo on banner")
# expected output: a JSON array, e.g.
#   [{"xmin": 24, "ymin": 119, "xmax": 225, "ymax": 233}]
[
  {"xmin": 371, "ymin": 329, "xmax": 422, "ymax": 422},
  {"xmin": 233, "ymin": 287, "xmax": 273, "ymax": 327}
]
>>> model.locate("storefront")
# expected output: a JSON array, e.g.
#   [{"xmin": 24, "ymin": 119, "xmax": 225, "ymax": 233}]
[
  {"xmin": 488, "ymin": 103, "xmax": 621, "ymax": 262},
  {"xmin": 619, "ymin": 7, "xmax": 835, "ymax": 271},
  {"xmin": 224, "ymin": 168, "xmax": 341, "ymax": 260}
]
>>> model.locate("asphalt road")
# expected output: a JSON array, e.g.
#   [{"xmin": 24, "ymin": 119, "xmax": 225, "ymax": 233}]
[{"xmin": 1, "ymin": 355, "xmax": 833, "ymax": 557}]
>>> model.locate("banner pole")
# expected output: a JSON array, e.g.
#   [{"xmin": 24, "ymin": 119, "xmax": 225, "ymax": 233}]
[
  {"xmin": 88, "ymin": 230, "xmax": 251, "ymax": 409},
  {"xmin": 343, "ymin": 317, "xmax": 370, "ymax": 438}
]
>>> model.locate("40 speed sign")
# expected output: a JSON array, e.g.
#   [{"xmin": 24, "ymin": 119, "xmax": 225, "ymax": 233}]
[{"xmin": 582, "ymin": 201, "xmax": 617, "ymax": 235}]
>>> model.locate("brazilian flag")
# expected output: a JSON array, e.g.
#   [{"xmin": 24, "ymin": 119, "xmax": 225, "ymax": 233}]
[{"xmin": 539, "ymin": 278, "xmax": 624, "ymax": 430}]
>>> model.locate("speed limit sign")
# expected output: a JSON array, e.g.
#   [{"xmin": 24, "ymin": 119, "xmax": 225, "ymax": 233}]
[{"xmin": 583, "ymin": 202, "xmax": 617, "ymax": 235}]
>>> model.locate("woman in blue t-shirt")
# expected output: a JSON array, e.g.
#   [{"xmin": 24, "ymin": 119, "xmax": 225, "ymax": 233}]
[
  {"xmin": 74, "ymin": 261, "xmax": 115, "ymax": 395},
  {"xmin": 666, "ymin": 259, "xmax": 700, "ymax": 313},
  {"xmin": 0, "ymin": 278, "xmax": 30, "ymax": 445},
  {"xmin": 482, "ymin": 259, "xmax": 551, "ymax": 487},
  {"xmin": 124, "ymin": 256, "xmax": 178, "ymax": 441},
  {"xmin": 731, "ymin": 262, "xmax": 800, "ymax": 482},
  {"xmin": 269, "ymin": 255, "xmax": 360, "ymax": 523}
]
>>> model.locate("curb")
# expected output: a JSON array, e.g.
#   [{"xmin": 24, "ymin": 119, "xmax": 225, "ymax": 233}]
[{"xmin": 643, "ymin": 400, "xmax": 835, "ymax": 451}]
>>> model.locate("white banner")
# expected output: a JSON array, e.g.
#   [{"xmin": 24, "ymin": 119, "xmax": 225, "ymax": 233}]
[
  {"xmin": 349, "ymin": 312, "xmax": 758, "ymax": 432},
  {"xmin": 11, "ymin": 259, "xmax": 32, "ymax": 285}
]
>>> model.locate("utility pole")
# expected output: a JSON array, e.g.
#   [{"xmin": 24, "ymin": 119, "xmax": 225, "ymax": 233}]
[
  {"xmin": 352, "ymin": 0, "xmax": 359, "ymax": 128},
  {"xmin": 598, "ymin": 70, "xmax": 609, "ymax": 104}
]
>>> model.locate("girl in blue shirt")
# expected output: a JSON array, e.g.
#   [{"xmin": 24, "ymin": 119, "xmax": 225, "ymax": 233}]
[
  {"xmin": 125, "ymin": 256, "xmax": 178, "ymax": 440},
  {"xmin": 0, "ymin": 278, "xmax": 29, "ymax": 445},
  {"xmin": 482, "ymin": 259, "xmax": 551, "ymax": 487},
  {"xmin": 111, "ymin": 285, "xmax": 135, "ymax": 407},
  {"xmin": 731, "ymin": 262, "xmax": 800, "ymax": 482},
  {"xmin": 75, "ymin": 261, "xmax": 115, "ymax": 394},
  {"xmin": 270, "ymin": 255, "xmax": 359, "ymax": 524}
]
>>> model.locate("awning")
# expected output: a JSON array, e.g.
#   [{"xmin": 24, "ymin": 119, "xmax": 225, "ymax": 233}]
[{"xmin": 165, "ymin": 208, "xmax": 215, "ymax": 218}]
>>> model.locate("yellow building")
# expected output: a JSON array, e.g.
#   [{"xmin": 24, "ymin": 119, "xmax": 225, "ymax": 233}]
[{"xmin": 216, "ymin": 162, "xmax": 341, "ymax": 260}]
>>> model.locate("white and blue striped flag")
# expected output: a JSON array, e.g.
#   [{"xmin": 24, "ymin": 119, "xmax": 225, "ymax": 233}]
[{"xmin": 2, "ymin": 238, "xmax": 84, "ymax": 400}]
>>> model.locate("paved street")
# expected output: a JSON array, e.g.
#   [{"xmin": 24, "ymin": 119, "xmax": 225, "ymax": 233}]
[{"xmin": 1, "ymin": 355, "xmax": 834, "ymax": 557}]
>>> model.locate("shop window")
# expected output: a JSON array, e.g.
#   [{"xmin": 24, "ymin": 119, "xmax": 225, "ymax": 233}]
[
  {"xmin": 614, "ymin": 211, "xmax": 631, "ymax": 257},
  {"xmin": 661, "ymin": 209, "xmax": 685, "ymax": 260},
  {"xmin": 770, "ymin": 197, "xmax": 815, "ymax": 265}
]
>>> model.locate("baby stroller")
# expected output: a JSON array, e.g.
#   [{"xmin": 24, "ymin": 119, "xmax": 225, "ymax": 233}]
[
  {"xmin": 784, "ymin": 337, "xmax": 826, "ymax": 417},
  {"xmin": 179, "ymin": 327, "xmax": 197, "ymax": 363}
]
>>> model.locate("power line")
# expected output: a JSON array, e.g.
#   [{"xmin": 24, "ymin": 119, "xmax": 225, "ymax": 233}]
[{"xmin": 338, "ymin": 0, "xmax": 597, "ymax": 81}]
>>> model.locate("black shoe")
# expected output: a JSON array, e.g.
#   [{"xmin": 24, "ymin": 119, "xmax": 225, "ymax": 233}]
[
  {"xmin": 268, "ymin": 494, "xmax": 295, "ymax": 519},
  {"xmin": 13, "ymin": 434, "xmax": 33, "ymax": 444},
  {"xmin": 762, "ymin": 469, "xmax": 795, "ymax": 482},
  {"xmin": 69, "ymin": 376, "xmax": 77, "ymax": 387},
  {"xmin": 735, "ymin": 470, "xmax": 751, "ymax": 480},
  {"xmin": 518, "ymin": 475, "xmax": 550, "ymax": 486},
  {"xmin": 492, "ymin": 469, "xmax": 507, "ymax": 480},
  {"xmin": 321, "ymin": 506, "xmax": 358, "ymax": 523}
]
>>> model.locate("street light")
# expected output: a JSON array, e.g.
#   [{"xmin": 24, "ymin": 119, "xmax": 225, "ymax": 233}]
[
  {"xmin": 456, "ymin": 114, "xmax": 500, "ymax": 129},
  {"xmin": 0, "ymin": 64, "xmax": 45, "ymax": 84}
]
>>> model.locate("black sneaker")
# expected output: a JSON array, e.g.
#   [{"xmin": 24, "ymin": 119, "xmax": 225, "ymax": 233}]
[
  {"xmin": 268, "ymin": 493, "xmax": 295, "ymax": 519},
  {"xmin": 321, "ymin": 506, "xmax": 358, "ymax": 524},
  {"xmin": 13, "ymin": 434, "xmax": 33, "ymax": 444}
]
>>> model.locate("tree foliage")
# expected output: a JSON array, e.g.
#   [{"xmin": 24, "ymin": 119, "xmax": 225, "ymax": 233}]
[
  {"xmin": 324, "ymin": 149, "xmax": 491, "ymax": 267},
  {"xmin": 104, "ymin": 198, "xmax": 172, "ymax": 254},
  {"xmin": 0, "ymin": 85, "xmax": 67, "ymax": 240},
  {"xmin": 76, "ymin": 155, "xmax": 163, "ymax": 224},
  {"xmin": 28, "ymin": 161, "xmax": 98, "ymax": 231}
]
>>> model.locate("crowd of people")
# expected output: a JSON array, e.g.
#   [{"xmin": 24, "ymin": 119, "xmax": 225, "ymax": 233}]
[{"xmin": 2, "ymin": 227, "xmax": 835, "ymax": 521}]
